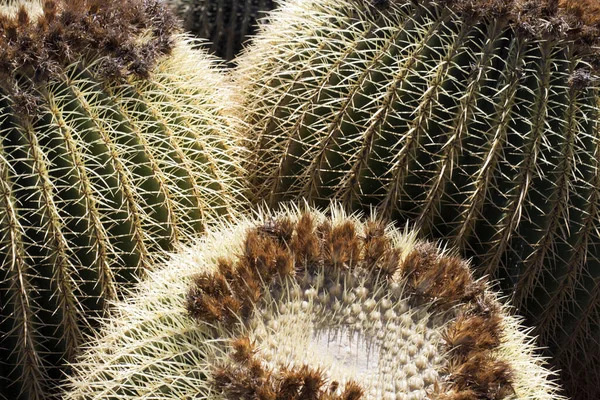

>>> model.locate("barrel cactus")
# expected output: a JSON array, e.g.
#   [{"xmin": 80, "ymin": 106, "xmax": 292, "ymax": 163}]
[
  {"xmin": 63, "ymin": 204, "xmax": 563, "ymax": 399},
  {"xmin": 165, "ymin": 0, "xmax": 277, "ymax": 61},
  {"xmin": 0, "ymin": 0, "xmax": 245, "ymax": 398},
  {"xmin": 234, "ymin": 0, "xmax": 600, "ymax": 397}
]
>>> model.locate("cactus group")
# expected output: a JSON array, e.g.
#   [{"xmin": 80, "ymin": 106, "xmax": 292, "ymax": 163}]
[
  {"xmin": 0, "ymin": 1, "xmax": 244, "ymax": 398},
  {"xmin": 165, "ymin": 0, "xmax": 277, "ymax": 61},
  {"xmin": 64, "ymin": 205, "xmax": 563, "ymax": 400},
  {"xmin": 234, "ymin": 0, "xmax": 600, "ymax": 397}
]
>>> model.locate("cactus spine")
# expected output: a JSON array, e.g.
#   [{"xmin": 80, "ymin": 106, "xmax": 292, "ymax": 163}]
[
  {"xmin": 235, "ymin": 0, "xmax": 600, "ymax": 397},
  {"xmin": 0, "ymin": 1, "xmax": 245, "ymax": 398},
  {"xmin": 64, "ymin": 204, "xmax": 563, "ymax": 400},
  {"xmin": 165, "ymin": 0, "xmax": 277, "ymax": 61}
]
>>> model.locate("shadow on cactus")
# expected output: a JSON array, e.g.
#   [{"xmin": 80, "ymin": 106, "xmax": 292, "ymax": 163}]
[
  {"xmin": 0, "ymin": 1, "xmax": 245, "ymax": 398},
  {"xmin": 164, "ymin": 0, "xmax": 277, "ymax": 62},
  {"xmin": 64, "ymin": 204, "xmax": 563, "ymax": 400},
  {"xmin": 234, "ymin": 0, "xmax": 600, "ymax": 397}
]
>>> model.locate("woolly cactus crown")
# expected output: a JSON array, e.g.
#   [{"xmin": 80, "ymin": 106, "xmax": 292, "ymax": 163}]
[
  {"xmin": 0, "ymin": 1, "xmax": 245, "ymax": 398},
  {"xmin": 64, "ymin": 204, "xmax": 562, "ymax": 400},
  {"xmin": 0, "ymin": 0, "xmax": 177, "ymax": 84},
  {"xmin": 235, "ymin": 0, "xmax": 600, "ymax": 397}
]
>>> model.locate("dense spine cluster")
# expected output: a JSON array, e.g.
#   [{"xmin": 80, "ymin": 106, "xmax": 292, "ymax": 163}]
[
  {"xmin": 165, "ymin": 0, "xmax": 277, "ymax": 61},
  {"xmin": 0, "ymin": 1, "xmax": 245, "ymax": 398},
  {"xmin": 235, "ymin": 1, "xmax": 600, "ymax": 397},
  {"xmin": 63, "ymin": 205, "xmax": 562, "ymax": 400}
]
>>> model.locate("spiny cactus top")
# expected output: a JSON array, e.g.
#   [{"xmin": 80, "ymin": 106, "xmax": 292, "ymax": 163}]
[
  {"xmin": 64, "ymin": 205, "xmax": 563, "ymax": 400},
  {"xmin": 0, "ymin": 1, "xmax": 245, "ymax": 398},
  {"xmin": 234, "ymin": 0, "xmax": 600, "ymax": 397},
  {"xmin": 165, "ymin": 0, "xmax": 277, "ymax": 61}
]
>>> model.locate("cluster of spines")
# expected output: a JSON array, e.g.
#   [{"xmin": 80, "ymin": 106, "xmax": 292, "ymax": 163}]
[
  {"xmin": 0, "ymin": 16, "xmax": 244, "ymax": 400},
  {"xmin": 235, "ymin": 0, "xmax": 600, "ymax": 397}
]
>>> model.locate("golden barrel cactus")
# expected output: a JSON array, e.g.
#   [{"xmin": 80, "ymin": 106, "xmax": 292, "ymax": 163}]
[{"xmin": 0, "ymin": 1, "xmax": 245, "ymax": 398}]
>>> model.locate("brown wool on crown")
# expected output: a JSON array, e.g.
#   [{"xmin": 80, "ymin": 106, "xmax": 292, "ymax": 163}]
[
  {"xmin": 442, "ymin": 313, "xmax": 503, "ymax": 358},
  {"xmin": 448, "ymin": 351, "xmax": 514, "ymax": 398},
  {"xmin": 369, "ymin": 0, "xmax": 600, "ymax": 66},
  {"xmin": 244, "ymin": 228, "xmax": 296, "ymax": 280},
  {"xmin": 231, "ymin": 336, "xmax": 255, "ymax": 364},
  {"xmin": 361, "ymin": 221, "xmax": 404, "ymax": 278},
  {"xmin": 217, "ymin": 257, "xmax": 238, "ymax": 281},
  {"xmin": 291, "ymin": 212, "xmax": 321, "ymax": 265},
  {"xmin": 278, "ymin": 369, "xmax": 308, "ymax": 398},
  {"xmin": 363, "ymin": 221, "xmax": 388, "ymax": 260},
  {"xmin": 338, "ymin": 382, "xmax": 365, "ymax": 400},
  {"xmin": 558, "ymin": 0, "xmax": 600, "ymax": 26},
  {"xmin": 258, "ymin": 217, "xmax": 296, "ymax": 244},
  {"xmin": 401, "ymin": 243, "xmax": 477, "ymax": 307},
  {"xmin": 321, "ymin": 221, "xmax": 361, "ymax": 269},
  {"xmin": 0, "ymin": 0, "xmax": 178, "ymax": 89}
]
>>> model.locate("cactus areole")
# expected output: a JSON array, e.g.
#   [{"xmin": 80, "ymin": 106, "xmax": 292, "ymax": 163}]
[
  {"xmin": 237, "ymin": 0, "xmax": 600, "ymax": 397},
  {"xmin": 64, "ymin": 206, "xmax": 562, "ymax": 400},
  {"xmin": 0, "ymin": 1, "xmax": 243, "ymax": 398}
]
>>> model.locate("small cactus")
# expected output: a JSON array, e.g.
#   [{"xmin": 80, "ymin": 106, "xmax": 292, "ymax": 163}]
[
  {"xmin": 0, "ymin": 1, "xmax": 245, "ymax": 398},
  {"xmin": 165, "ymin": 0, "xmax": 277, "ymax": 61},
  {"xmin": 64, "ymin": 204, "xmax": 563, "ymax": 400},
  {"xmin": 234, "ymin": 0, "xmax": 600, "ymax": 397}
]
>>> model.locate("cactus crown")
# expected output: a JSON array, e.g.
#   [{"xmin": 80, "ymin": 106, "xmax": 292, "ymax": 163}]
[
  {"xmin": 0, "ymin": 0, "xmax": 177, "ymax": 86},
  {"xmin": 184, "ymin": 207, "xmax": 560, "ymax": 400},
  {"xmin": 366, "ymin": 0, "xmax": 600, "ymax": 68}
]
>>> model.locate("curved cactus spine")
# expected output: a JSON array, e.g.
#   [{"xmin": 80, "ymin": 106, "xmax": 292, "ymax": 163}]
[
  {"xmin": 165, "ymin": 0, "xmax": 277, "ymax": 61},
  {"xmin": 0, "ymin": 1, "xmax": 245, "ymax": 398},
  {"xmin": 63, "ymin": 204, "xmax": 563, "ymax": 400},
  {"xmin": 234, "ymin": 0, "xmax": 600, "ymax": 397}
]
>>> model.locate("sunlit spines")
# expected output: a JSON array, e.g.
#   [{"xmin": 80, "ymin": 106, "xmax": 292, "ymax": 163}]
[{"xmin": 234, "ymin": 1, "xmax": 600, "ymax": 397}]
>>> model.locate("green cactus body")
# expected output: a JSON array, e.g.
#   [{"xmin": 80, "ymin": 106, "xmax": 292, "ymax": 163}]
[
  {"xmin": 166, "ymin": 0, "xmax": 277, "ymax": 61},
  {"xmin": 0, "ymin": 1, "xmax": 244, "ymax": 398},
  {"xmin": 235, "ymin": 0, "xmax": 600, "ymax": 397},
  {"xmin": 64, "ymin": 204, "xmax": 563, "ymax": 400}
]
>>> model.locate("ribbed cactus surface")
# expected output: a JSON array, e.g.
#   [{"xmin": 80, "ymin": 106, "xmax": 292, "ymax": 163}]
[
  {"xmin": 0, "ymin": 1, "xmax": 244, "ymax": 398},
  {"xmin": 64, "ymin": 204, "xmax": 563, "ymax": 400},
  {"xmin": 166, "ymin": 0, "xmax": 277, "ymax": 61},
  {"xmin": 235, "ymin": 0, "xmax": 600, "ymax": 398}
]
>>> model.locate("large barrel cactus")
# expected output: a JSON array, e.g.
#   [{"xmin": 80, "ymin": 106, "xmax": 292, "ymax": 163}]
[
  {"xmin": 64, "ymin": 204, "xmax": 563, "ymax": 400},
  {"xmin": 234, "ymin": 0, "xmax": 600, "ymax": 398},
  {"xmin": 165, "ymin": 0, "xmax": 277, "ymax": 61},
  {"xmin": 0, "ymin": 1, "xmax": 245, "ymax": 398}
]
